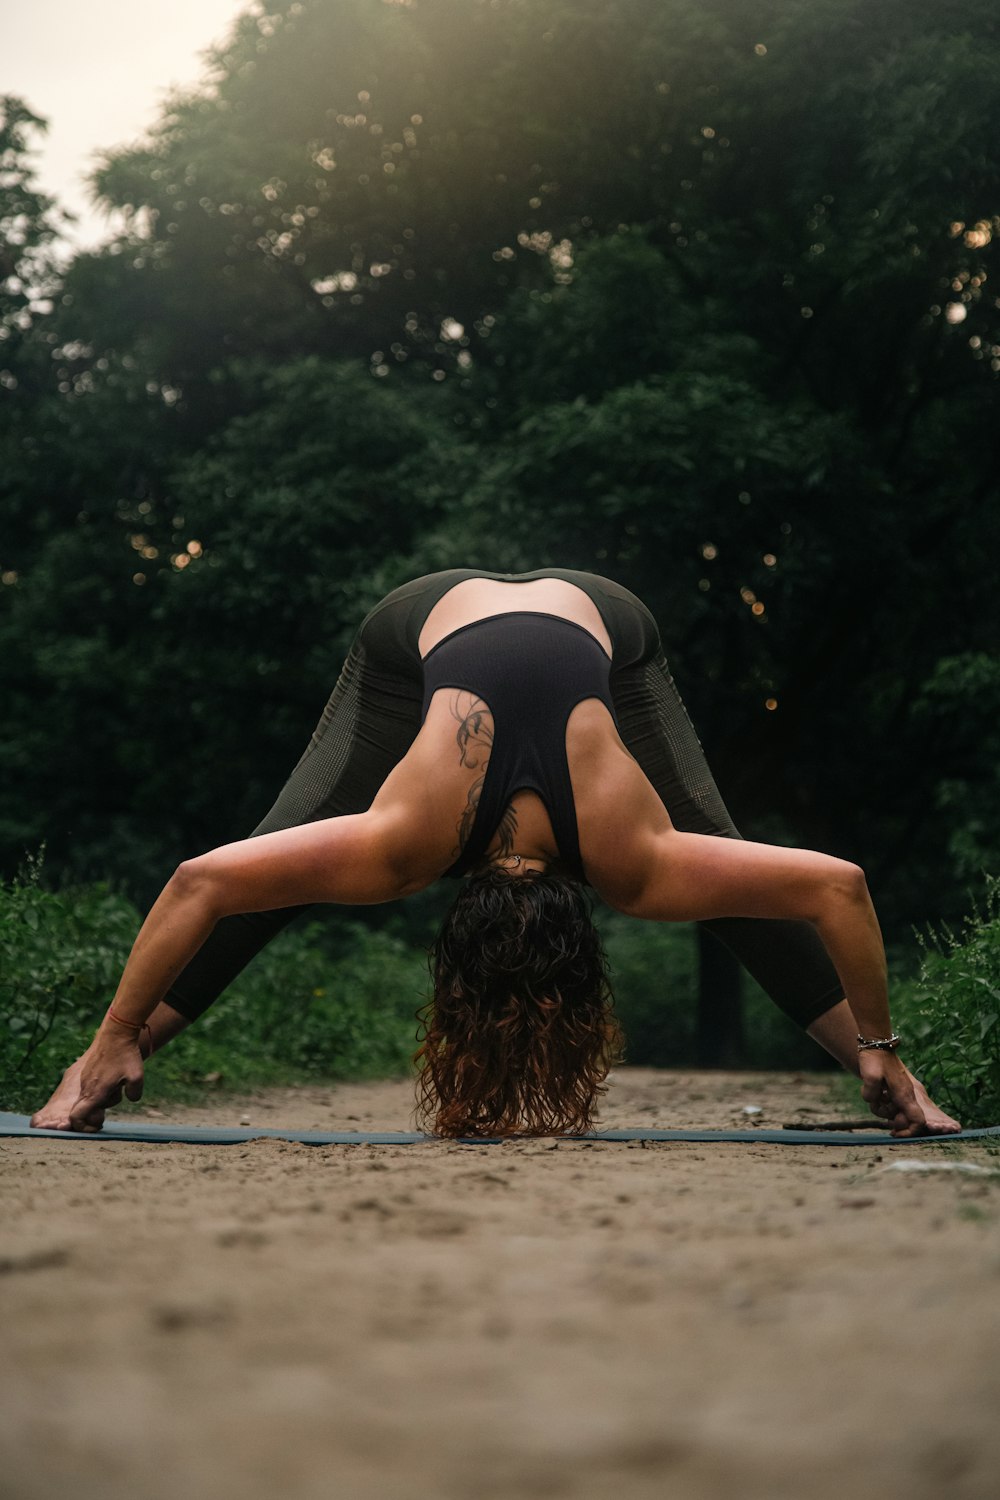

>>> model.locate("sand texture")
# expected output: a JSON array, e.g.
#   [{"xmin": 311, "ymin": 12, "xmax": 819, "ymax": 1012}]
[{"xmin": 2, "ymin": 1066, "xmax": 999, "ymax": 1500}]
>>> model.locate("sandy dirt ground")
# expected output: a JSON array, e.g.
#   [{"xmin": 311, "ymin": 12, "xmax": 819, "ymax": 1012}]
[{"xmin": 2, "ymin": 1066, "xmax": 999, "ymax": 1500}]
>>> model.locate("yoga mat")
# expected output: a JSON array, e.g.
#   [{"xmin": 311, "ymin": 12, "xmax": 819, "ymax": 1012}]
[{"xmin": 2, "ymin": 1112, "xmax": 998, "ymax": 1147}]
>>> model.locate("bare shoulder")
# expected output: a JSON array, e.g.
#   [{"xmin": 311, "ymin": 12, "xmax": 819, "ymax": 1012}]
[
  {"xmin": 566, "ymin": 702, "xmax": 672, "ymax": 908},
  {"xmin": 369, "ymin": 688, "xmax": 495, "ymax": 880}
]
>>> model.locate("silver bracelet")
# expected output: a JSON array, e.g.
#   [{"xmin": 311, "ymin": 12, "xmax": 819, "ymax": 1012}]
[{"xmin": 857, "ymin": 1031, "xmax": 901, "ymax": 1052}]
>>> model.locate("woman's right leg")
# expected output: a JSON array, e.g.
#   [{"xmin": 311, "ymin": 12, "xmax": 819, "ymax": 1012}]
[
  {"xmin": 33, "ymin": 578, "xmax": 463, "ymax": 1126},
  {"xmin": 159, "ymin": 569, "xmax": 498, "ymax": 1021},
  {"xmin": 161, "ymin": 605, "xmax": 433, "ymax": 1023},
  {"xmin": 32, "ymin": 630, "xmax": 418, "ymax": 1126}
]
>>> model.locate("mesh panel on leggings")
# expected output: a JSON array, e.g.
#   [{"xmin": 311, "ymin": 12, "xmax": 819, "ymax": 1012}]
[
  {"xmin": 251, "ymin": 640, "xmax": 364, "ymax": 835},
  {"xmin": 606, "ymin": 631, "xmax": 843, "ymax": 1027},
  {"xmin": 638, "ymin": 653, "xmax": 740, "ymax": 837}
]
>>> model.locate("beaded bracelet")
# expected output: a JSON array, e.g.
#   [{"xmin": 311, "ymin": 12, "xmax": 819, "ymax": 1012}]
[{"xmin": 856, "ymin": 1031, "xmax": 901, "ymax": 1052}]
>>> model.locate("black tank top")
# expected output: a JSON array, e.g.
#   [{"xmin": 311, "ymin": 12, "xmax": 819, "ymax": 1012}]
[{"xmin": 420, "ymin": 611, "xmax": 618, "ymax": 880}]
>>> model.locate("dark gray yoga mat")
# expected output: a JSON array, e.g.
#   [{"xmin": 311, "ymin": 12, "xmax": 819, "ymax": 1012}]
[{"xmin": 2, "ymin": 1112, "xmax": 997, "ymax": 1146}]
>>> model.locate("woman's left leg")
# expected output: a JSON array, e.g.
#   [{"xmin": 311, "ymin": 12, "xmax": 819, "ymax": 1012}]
[
  {"xmin": 570, "ymin": 574, "xmax": 959, "ymax": 1130},
  {"xmin": 556, "ymin": 571, "xmax": 845, "ymax": 1031}
]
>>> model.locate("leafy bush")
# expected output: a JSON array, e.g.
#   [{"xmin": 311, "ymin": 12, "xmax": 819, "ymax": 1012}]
[
  {"xmin": 5, "ymin": 862, "xmax": 920, "ymax": 1117},
  {"xmin": 0, "ymin": 860, "xmax": 140, "ymax": 1111},
  {"xmin": 0, "ymin": 862, "xmax": 429, "ymax": 1113},
  {"xmin": 893, "ymin": 878, "xmax": 1000, "ymax": 1127},
  {"xmin": 597, "ymin": 911, "xmax": 827, "ymax": 1071},
  {"xmin": 179, "ymin": 915, "xmax": 429, "ymax": 1091},
  {"xmin": 598, "ymin": 912, "xmax": 697, "ymax": 1066}
]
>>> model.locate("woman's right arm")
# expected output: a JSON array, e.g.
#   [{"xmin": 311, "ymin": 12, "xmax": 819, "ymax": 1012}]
[{"xmin": 66, "ymin": 805, "xmax": 438, "ymax": 1129}]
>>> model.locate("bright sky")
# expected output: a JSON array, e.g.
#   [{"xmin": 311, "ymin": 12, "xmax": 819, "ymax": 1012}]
[{"xmin": 4, "ymin": 0, "xmax": 252, "ymax": 249}]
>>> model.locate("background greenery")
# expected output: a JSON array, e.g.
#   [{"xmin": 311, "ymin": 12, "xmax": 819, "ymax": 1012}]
[
  {"xmin": 892, "ymin": 878, "xmax": 1000, "ymax": 1128},
  {"xmin": 0, "ymin": 861, "xmax": 837, "ymax": 1114},
  {"xmin": 2, "ymin": 0, "xmax": 998, "ymax": 1103},
  {"xmin": 0, "ymin": 859, "xmax": 426, "ymax": 1112}
]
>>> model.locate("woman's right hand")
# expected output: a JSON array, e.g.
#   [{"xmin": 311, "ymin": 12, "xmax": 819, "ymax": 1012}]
[{"xmin": 66, "ymin": 1028, "xmax": 145, "ymax": 1132}]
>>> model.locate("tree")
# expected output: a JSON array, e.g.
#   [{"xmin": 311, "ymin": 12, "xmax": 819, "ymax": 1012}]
[{"xmin": 2, "ymin": 4, "xmax": 998, "ymax": 1060}]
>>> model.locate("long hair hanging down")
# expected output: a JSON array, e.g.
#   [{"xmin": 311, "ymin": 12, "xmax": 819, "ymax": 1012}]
[{"xmin": 415, "ymin": 867, "xmax": 623, "ymax": 1137}]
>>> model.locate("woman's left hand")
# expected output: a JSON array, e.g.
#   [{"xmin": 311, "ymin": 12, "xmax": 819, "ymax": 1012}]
[
  {"xmin": 67, "ymin": 1029, "xmax": 145, "ymax": 1131},
  {"xmin": 858, "ymin": 1049, "xmax": 926, "ymax": 1136}
]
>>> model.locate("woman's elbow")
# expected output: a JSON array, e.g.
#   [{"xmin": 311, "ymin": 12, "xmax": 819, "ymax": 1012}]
[
  {"xmin": 836, "ymin": 859, "xmax": 868, "ymax": 900},
  {"xmin": 169, "ymin": 855, "xmax": 228, "ymax": 917},
  {"xmin": 813, "ymin": 858, "xmax": 869, "ymax": 922}
]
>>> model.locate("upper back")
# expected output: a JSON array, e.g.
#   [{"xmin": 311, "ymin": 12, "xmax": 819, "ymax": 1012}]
[{"xmin": 419, "ymin": 612, "xmax": 617, "ymax": 877}]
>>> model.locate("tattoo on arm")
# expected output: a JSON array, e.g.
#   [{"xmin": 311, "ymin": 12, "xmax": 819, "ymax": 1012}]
[
  {"xmin": 452, "ymin": 693, "xmax": 493, "ymax": 772},
  {"xmin": 449, "ymin": 693, "xmax": 517, "ymax": 859}
]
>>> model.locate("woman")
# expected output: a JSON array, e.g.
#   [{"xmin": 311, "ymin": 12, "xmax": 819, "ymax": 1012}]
[{"xmin": 32, "ymin": 568, "xmax": 959, "ymax": 1138}]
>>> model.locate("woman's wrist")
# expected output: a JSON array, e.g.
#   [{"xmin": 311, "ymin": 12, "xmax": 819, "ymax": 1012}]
[
  {"xmin": 857, "ymin": 1030, "xmax": 901, "ymax": 1053},
  {"xmin": 105, "ymin": 1004, "xmax": 144, "ymax": 1031},
  {"xmin": 100, "ymin": 1006, "xmax": 152, "ymax": 1049},
  {"xmin": 857, "ymin": 1045, "xmax": 906, "ymax": 1077}
]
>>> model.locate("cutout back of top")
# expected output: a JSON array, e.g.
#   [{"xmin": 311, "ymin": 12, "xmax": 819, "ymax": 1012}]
[{"xmin": 420, "ymin": 611, "xmax": 618, "ymax": 879}]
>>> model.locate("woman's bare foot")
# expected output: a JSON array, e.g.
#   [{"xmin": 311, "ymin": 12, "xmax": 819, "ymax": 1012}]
[
  {"xmin": 30, "ymin": 1057, "xmax": 106, "ymax": 1132},
  {"xmin": 908, "ymin": 1071, "xmax": 962, "ymax": 1134},
  {"xmin": 867, "ymin": 1066, "xmax": 962, "ymax": 1135}
]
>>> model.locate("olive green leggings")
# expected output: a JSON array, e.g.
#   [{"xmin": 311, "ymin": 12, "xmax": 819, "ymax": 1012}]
[{"xmin": 164, "ymin": 569, "xmax": 844, "ymax": 1028}]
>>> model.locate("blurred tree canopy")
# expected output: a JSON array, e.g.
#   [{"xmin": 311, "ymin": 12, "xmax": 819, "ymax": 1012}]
[{"xmin": 1, "ymin": 0, "xmax": 998, "ymax": 950}]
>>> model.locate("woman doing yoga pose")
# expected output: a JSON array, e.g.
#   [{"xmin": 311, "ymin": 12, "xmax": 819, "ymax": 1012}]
[{"xmin": 32, "ymin": 569, "xmax": 959, "ymax": 1137}]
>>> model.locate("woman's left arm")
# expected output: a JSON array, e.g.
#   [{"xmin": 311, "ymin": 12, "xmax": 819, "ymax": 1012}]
[
  {"xmin": 598, "ymin": 828, "xmax": 926, "ymax": 1134},
  {"xmin": 615, "ymin": 830, "xmax": 886, "ymax": 1018}
]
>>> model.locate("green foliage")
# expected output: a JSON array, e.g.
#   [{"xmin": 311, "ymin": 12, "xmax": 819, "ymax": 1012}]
[
  {"xmin": 598, "ymin": 910, "xmax": 827, "ymax": 1071},
  {"xmin": 0, "ymin": 865, "xmax": 429, "ymax": 1114},
  {"xmin": 912, "ymin": 653, "xmax": 1000, "ymax": 883},
  {"xmin": 598, "ymin": 911, "xmax": 698, "ymax": 1065},
  {"xmin": 175, "ymin": 914, "xmax": 428, "ymax": 1089},
  {"xmin": 0, "ymin": 861, "xmax": 142, "ymax": 1111},
  {"xmin": 0, "ymin": 354, "xmax": 474, "ymax": 890},
  {"xmin": 0, "ymin": 96, "xmax": 67, "ymax": 330},
  {"xmin": 893, "ymin": 879, "xmax": 1000, "ymax": 1127},
  {"xmin": 2, "ymin": 0, "xmax": 999, "ymax": 1001}
]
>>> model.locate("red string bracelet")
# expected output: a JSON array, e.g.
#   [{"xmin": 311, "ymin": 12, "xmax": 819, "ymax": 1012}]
[
  {"xmin": 105, "ymin": 1006, "xmax": 154, "ymax": 1056},
  {"xmin": 106, "ymin": 1005, "xmax": 142, "ymax": 1031}
]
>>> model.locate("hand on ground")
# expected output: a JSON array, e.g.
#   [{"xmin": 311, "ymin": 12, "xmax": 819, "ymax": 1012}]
[
  {"xmin": 859, "ymin": 1051, "xmax": 961, "ymax": 1136},
  {"xmin": 30, "ymin": 1056, "xmax": 105, "ymax": 1132},
  {"xmin": 30, "ymin": 1033, "xmax": 143, "ymax": 1132}
]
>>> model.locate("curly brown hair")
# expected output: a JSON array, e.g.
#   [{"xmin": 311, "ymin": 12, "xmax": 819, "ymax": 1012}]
[{"xmin": 414, "ymin": 867, "xmax": 623, "ymax": 1137}]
